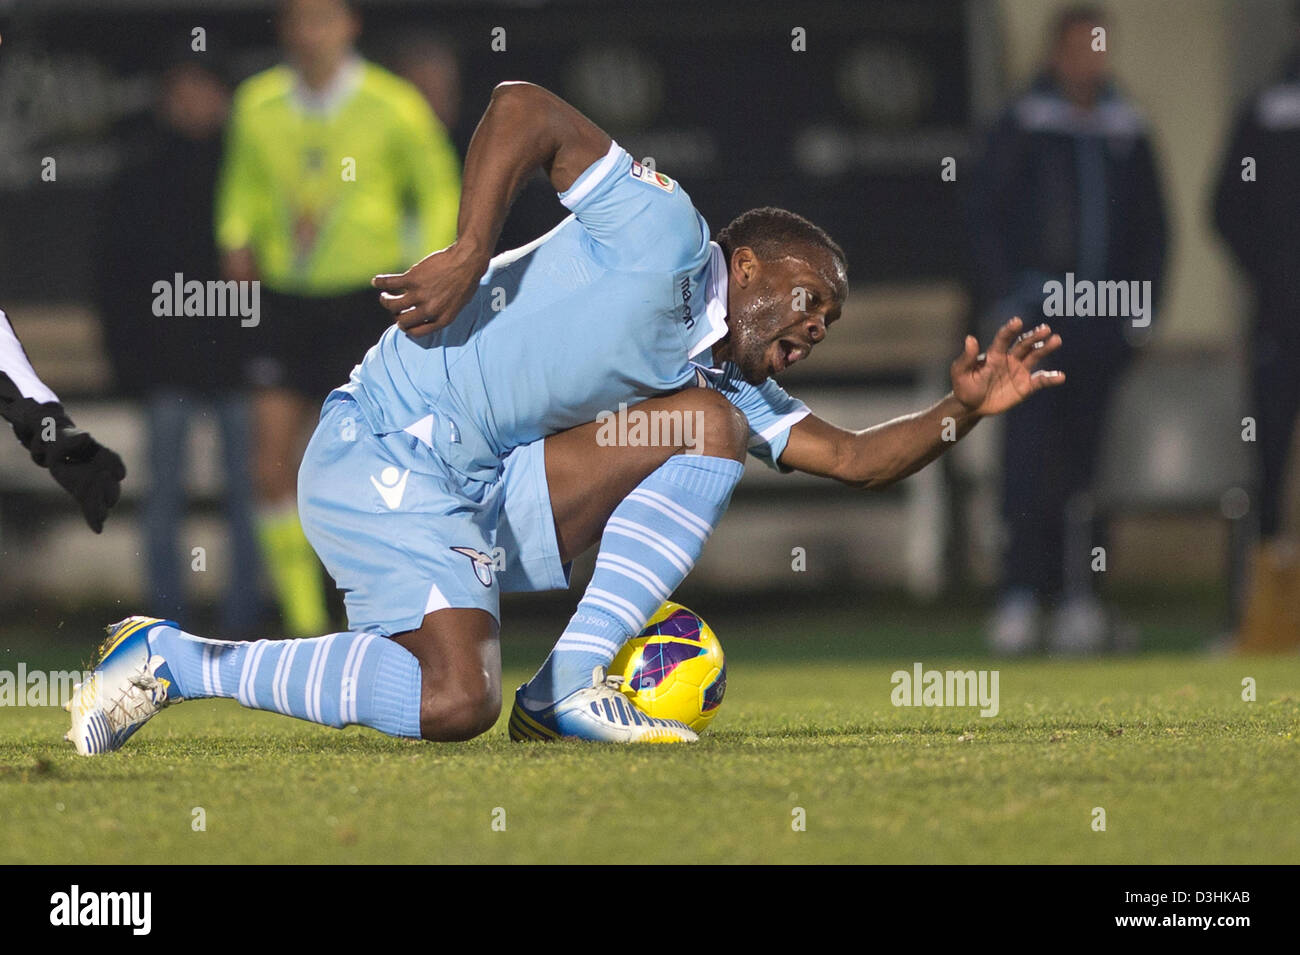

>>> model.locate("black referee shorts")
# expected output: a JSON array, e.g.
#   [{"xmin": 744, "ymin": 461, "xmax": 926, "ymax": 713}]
[{"xmin": 245, "ymin": 287, "xmax": 393, "ymax": 401}]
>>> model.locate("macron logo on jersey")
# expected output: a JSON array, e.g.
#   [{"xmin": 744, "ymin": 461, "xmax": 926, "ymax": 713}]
[
  {"xmin": 630, "ymin": 161, "xmax": 675, "ymax": 193},
  {"xmin": 370, "ymin": 467, "xmax": 411, "ymax": 510}
]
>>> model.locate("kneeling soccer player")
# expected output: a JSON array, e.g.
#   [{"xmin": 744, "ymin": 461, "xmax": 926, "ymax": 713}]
[{"xmin": 67, "ymin": 82, "xmax": 1062, "ymax": 752}]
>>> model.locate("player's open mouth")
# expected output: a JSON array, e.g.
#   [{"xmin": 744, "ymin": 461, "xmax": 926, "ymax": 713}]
[{"xmin": 772, "ymin": 339, "xmax": 809, "ymax": 374}]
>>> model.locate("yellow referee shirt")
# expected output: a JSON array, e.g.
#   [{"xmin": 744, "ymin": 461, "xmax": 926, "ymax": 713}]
[{"xmin": 216, "ymin": 57, "xmax": 460, "ymax": 296}]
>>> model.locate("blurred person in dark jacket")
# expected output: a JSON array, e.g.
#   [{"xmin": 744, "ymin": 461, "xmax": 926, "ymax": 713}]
[
  {"xmin": 388, "ymin": 31, "xmax": 467, "ymax": 266},
  {"xmin": 97, "ymin": 50, "xmax": 261, "ymax": 636},
  {"xmin": 389, "ymin": 32, "xmax": 462, "ymax": 135},
  {"xmin": 1213, "ymin": 6, "xmax": 1300, "ymax": 651},
  {"xmin": 968, "ymin": 5, "xmax": 1168, "ymax": 654}
]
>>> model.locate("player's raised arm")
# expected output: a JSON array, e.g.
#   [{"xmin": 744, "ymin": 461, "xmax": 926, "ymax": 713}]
[
  {"xmin": 780, "ymin": 317, "xmax": 1064, "ymax": 489},
  {"xmin": 373, "ymin": 81, "xmax": 612, "ymax": 336}
]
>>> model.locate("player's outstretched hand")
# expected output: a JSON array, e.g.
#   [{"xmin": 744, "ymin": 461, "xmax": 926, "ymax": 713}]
[
  {"xmin": 950, "ymin": 316, "xmax": 1064, "ymax": 417},
  {"xmin": 42, "ymin": 428, "xmax": 126, "ymax": 534},
  {"xmin": 372, "ymin": 241, "xmax": 491, "ymax": 337}
]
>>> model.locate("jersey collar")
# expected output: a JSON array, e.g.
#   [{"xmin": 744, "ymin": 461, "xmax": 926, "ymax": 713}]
[
  {"xmin": 687, "ymin": 241, "xmax": 730, "ymax": 360},
  {"xmin": 292, "ymin": 55, "xmax": 363, "ymax": 115}
]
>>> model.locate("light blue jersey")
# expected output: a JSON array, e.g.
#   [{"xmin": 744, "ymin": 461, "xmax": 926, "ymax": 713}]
[
  {"xmin": 692, "ymin": 359, "xmax": 809, "ymax": 469},
  {"xmin": 340, "ymin": 142, "xmax": 806, "ymax": 480},
  {"xmin": 302, "ymin": 142, "xmax": 809, "ymax": 633}
]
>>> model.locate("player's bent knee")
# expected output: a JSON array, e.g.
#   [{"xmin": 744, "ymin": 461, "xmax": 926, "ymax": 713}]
[
  {"xmin": 419, "ymin": 677, "xmax": 501, "ymax": 742},
  {"xmin": 694, "ymin": 395, "xmax": 748, "ymax": 462}
]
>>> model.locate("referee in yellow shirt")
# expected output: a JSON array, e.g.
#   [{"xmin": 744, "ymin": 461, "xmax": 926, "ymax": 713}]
[{"xmin": 217, "ymin": 0, "xmax": 459, "ymax": 635}]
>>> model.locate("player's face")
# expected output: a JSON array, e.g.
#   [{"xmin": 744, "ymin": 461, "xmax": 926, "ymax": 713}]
[
  {"xmin": 160, "ymin": 64, "xmax": 228, "ymax": 140},
  {"xmin": 1052, "ymin": 22, "xmax": 1109, "ymax": 104},
  {"xmin": 723, "ymin": 245, "xmax": 846, "ymax": 385},
  {"xmin": 280, "ymin": 0, "xmax": 359, "ymax": 74}
]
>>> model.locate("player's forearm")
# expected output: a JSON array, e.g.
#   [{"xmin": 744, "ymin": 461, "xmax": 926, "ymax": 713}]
[
  {"xmin": 839, "ymin": 394, "xmax": 979, "ymax": 490},
  {"xmin": 0, "ymin": 336, "xmax": 70, "ymax": 460},
  {"xmin": 454, "ymin": 82, "xmax": 610, "ymax": 264},
  {"xmin": 1, "ymin": 385, "xmax": 73, "ymax": 460}
]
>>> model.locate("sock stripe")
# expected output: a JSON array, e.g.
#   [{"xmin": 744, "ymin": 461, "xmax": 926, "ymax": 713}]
[
  {"xmin": 605, "ymin": 519, "xmax": 693, "ymax": 575},
  {"xmin": 341, "ymin": 635, "xmax": 361, "ymax": 724},
  {"xmin": 270, "ymin": 642, "xmax": 290, "ymax": 715},
  {"xmin": 303, "ymin": 635, "xmax": 329, "ymax": 723},
  {"xmin": 340, "ymin": 634, "xmax": 366, "ymax": 712},
  {"xmin": 201, "ymin": 644, "xmax": 215, "ymax": 697},
  {"xmin": 277, "ymin": 640, "xmax": 303, "ymax": 716},
  {"xmin": 627, "ymin": 488, "xmax": 713, "ymax": 540},
  {"xmin": 236, "ymin": 649, "xmax": 248, "ymax": 704},
  {"xmin": 357, "ymin": 632, "xmax": 382, "ymax": 723},
  {"xmin": 311, "ymin": 633, "xmax": 339, "ymax": 724},
  {"xmin": 598, "ymin": 551, "xmax": 670, "ymax": 585},
  {"xmin": 209, "ymin": 643, "xmax": 224, "ymax": 697},
  {"xmin": 253, "ymin": 642, "xmax": 272, "ymax": 706},
  {"xmin": 254, "ymin": 642, "xmax": 273, "ymax": 707},
  {"xmin": 556, "ymin": 630, "xmax": 623, "ymax": 651},
  {"xmin": 585, "ymin": 586, "xmax": 653, "ymax": 625},
  {"xmin": 239, "ymin": 641, "xmax": 269, "ymax": 708},
  {"xmin": 596, "ymin": 553, "xmax": 671, "ymax": 600},
  {"xmin": 554, "ymin": 641, "xmax": 618, "ymax": 656},
  {"xmin": 583, "ymin": 589, "xmax": 645, "ymax": 632},
  {"xmin": 360, "ymin": 633, "xmax": 378, "ymax": 724},
  {"xmin": 555, "ymin": 632, "xmax": 623, "ymax": 654},
  {"xmin": 281, "ymin": 642, "xmax": 299, "ymax": 714},
  {"xmin": 236, "ymin": 645, "xmax": 251, "ymax": 706},
  {"xmin": 596, "ymin": 561, "xmax": 668, "ymax": 601},
  {"xmin": 338, "ymin": 632, "xmax": 366, "ymax": 724},
  {"xmin": 268, "ymin": 645, "xmax": 284, "ymax": 713},
  {"xmin": 343, "ymin": 632, "xmax": 379, "ymax": 725}
]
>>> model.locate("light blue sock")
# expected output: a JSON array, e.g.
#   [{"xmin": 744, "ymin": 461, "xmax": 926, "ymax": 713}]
[
  {"xmin": 524, "ymin": 453, "xmax": 743, "ymax": 706},
  {"xmin": 147, "ymin": 626, "xmax": 423, "ymax": 739}
]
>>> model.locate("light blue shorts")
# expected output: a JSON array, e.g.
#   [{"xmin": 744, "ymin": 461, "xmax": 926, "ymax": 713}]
[{"xmin": 298, "ymin": 393, "xmax": 571, "ymax": 635}]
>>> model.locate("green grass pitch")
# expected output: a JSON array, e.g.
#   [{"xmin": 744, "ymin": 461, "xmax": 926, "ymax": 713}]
[{"xmin": 1, "ymin": 599, "xmax": 1297, "ymax": 864}]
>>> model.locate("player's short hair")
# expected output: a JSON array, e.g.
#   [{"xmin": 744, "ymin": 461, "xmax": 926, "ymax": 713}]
[{"xmin": 716, "ymin": 207, "xmax": 847, "ymax": 278}]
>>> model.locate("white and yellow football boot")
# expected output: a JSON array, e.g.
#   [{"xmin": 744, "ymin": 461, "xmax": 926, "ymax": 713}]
[
  {"xmin": 509, "ymin": 666, "xmax": 697, "ymax": 743},
  {"xmin": 65, "ymin": 616, "xmax": 183, "ymax": 755}
]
